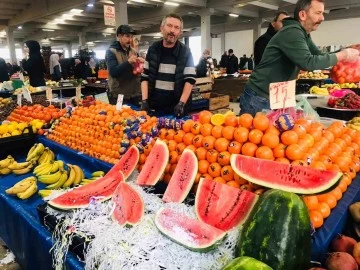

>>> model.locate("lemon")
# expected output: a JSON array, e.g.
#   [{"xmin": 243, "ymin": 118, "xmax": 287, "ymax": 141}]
[
  {"xmin": 211, "ymin": 114, "xmax": 225, "ymax": 126},
  {"xmin": 10, "ymin": 121, "xmax": 18, "ymax": 126},
  {"xmin": 35, "ymin": 122, "xmax": 43, "ymax": 130},
  {"xmin": 0, "ymin": 125, "xmax": 9, "ymax": 135},
  {"xmin": 23, "ymin": 129, "xmax": 29, "ymax": 134},
  {"xmin": 7, "ymin": 125, "xmax": 16, "ymax": 133},
  {"xmin": 16, "ymin": 122, "xmax": 28, "ymax": 131},
  {"xmin": 2, "ymin": 132, "xmax": 11, "ymax": 138},
  {"xmin": 11, "ymin": 130, "xmax": 21, "ymax": 136}
]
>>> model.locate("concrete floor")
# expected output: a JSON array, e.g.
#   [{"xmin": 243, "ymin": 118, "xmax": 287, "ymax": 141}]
[{"xmin": 0, "ymin": 240, "xmax": 21, "ymax": 270}]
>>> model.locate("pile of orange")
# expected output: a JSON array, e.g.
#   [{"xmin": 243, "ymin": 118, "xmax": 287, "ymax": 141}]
[
  {"xmin": 47, "ymin": 101, "xmax": 158, "ymax": 164},
  {"xmin": 7, "ymin": 104, "xmax": 65, "ymax": 123}
]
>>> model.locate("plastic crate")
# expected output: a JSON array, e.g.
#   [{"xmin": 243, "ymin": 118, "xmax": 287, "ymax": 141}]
[{"xmin": 0, "ymin": 127, "xmax": 36, "ymax": 159}]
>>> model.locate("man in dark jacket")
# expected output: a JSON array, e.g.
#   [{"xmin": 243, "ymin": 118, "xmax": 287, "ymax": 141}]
[
  {"xmin": 219, "ymin": 51, "xmax": 228, "ymax": 68},
  {"xmin": 140, "ymin": 14, "xmax": 196, "ymax": 118},
  {"xmin": 105, "ymin": 25, "xmax": 143, "ymax": 105},
  {"xmin": 239, "ymin": 54, "xmax": 248, "ymax": 70},
  {"xmin": 254, "ymin": 11, "xmax": 289, "ymax": 66},
  {"xmin": 226, "ymin": 49, "xmax": 238, "ymax": 74},
  {"xmin": 22, "ymin": 40, "xmax": 46, "ymax": 87},
  {"xmin": 239, "ymin": 0, "xmax": 359, "ymax": 116}
]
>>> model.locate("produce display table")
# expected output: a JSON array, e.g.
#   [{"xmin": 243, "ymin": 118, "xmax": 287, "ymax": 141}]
[{"xmin": 212, "ymin": 77, "xmax": 248, "ymax": 101}]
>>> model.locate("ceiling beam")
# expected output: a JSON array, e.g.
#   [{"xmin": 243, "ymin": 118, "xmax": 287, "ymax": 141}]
[
  {"xmin": 169, "ymin": 0, "xmax": 206, "ymax": 7},
  {"xmin": 249, "ymin": 1, "xmax": 279, "ymax": 10},
  {"xmin": 282, "ymin": 0, "xmax": 297, "ymax": 4},
  {"xmin": 34, "ymin": 19, "xmax": 90, "ymax": 26},
  {"xmin": 214, "ymin": 6, "xmax": 259, "ymax": 18}
]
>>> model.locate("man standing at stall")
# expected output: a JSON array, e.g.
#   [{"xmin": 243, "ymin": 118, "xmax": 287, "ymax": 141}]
[
  {"xmin": 239, "ymin": 0, "xmax": 360, "ymax": 116},
  {"xmin": 106, "ymin": 25, "xmax": 143, "ymax": 105},
  {"xmin": 140, "ymin": 14, "xmax": 196, "ymax": 118},
  {"xmin": 226, "ymin": 49, "xmax": 238, "ymax": 74}
]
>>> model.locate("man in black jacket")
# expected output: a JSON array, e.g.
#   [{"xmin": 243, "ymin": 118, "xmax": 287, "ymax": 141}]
[
  {"xmin": 140, "ymin": 14, "xmax": 196, "ymax": 118},
  {"xmin": 254, "ymin": 11, "xmax": 289, "ymax": 66},
  {"xmin": 219, "ymin": 51, "xmax": 228, "ymax": 68},
  {"xmin": 226, "ymin": 49, "xmax": 238, "ymax": 74}
]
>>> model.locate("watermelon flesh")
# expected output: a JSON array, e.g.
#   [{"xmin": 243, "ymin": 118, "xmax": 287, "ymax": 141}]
[
  {"xmin": 155, "ymin": 208, "xmax": 226, "ymax": 252},
  {"xmin": 112, "ymin": 182, "xmax": 144, "ymax": 226},
  {"xmin": 231, "ymin": 154, "xmax": 342, "ymax": 194},
  {"xmin": 195, "ymin": 178, "xmax": 258, "ymax": 231},
  {"xmin": 48, "ymin": 171, "xmax": 124, "ymax": 210},
  {"xmin": 162, "ymin": 149, "xmax": 198, "ymax": 203},
  {"xmin": 136, "ymin": 139, "xmax": 169, "ymax": 186},
  {"xmin": 111, "ymin": 145, "xmax": 139, "ymax": 179}
]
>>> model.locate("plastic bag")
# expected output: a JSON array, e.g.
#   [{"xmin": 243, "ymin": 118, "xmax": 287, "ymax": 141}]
[
  {"xmin": 331, "ymin": 57, "xmax": 360, "ymax": 83},
  {"xmin": 295, "ymin": 96, "xmax": 320, "ymax": 121}
]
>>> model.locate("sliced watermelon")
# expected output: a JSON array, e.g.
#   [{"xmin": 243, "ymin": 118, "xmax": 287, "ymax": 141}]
[
  {"xmin": 136, "ymin": 139, "xmax": 169, "ymax": 186},
  {"xmin": 195, "ymin": 178, "xmax": 258, "ymax": 231},
  {"xmin": 112, "ymin": 182, "xmax": 144, "ymax": 226},
  {"xmin": 109, "ymin": 145, "xmax": 139, "ymax": 179},
  {"xmin": 155, "ymin": 208, "xmax": 226, "ymax": 252},
  {"xmin": 162, "ymin": 149, "xmax": 198, "ymax": 203},
  {"xmin": 230, "ymin": 154, "xmax": 342, "ymax": 194},
  {"xmin": 48, "ymin": 172, "xmax": 124, "ymax": 210}
]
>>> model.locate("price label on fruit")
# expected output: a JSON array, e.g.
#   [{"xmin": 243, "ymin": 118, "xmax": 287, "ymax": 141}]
[
  {"xmin": 22, "ymin": 87, "xmax": 33, "ymax": 103},
  {"xmin": 116, "ymin": 94, "xmax": 124, "ymax": 111},
  {"xmin": 269, "ymin": 80, "xmax": 296, "ymax": 110},
  {"xmin": 17, "ymin": 93, "xmax": 22, "ymax": 106},
  {"xmin": 95, "ymin": 92, "xmax": 109, "ymax": 104}
]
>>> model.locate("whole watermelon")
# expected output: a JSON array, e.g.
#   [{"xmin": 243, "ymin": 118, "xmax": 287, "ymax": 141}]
[
  {"xmin": 236, "ymin": 189, "xmax": 311, "ymax": 270},
  {"xmin": 221, "ymin": 256, "xmax": 273, "ymax": 270}
]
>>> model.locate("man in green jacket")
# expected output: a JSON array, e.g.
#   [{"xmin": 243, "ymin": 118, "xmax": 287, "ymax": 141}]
[{"xmin": 239, "ymin": 0, "xmax": 359, "ymax": 116}]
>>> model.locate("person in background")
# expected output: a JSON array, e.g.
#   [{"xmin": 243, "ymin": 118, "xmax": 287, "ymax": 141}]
[
  {"xmin": 219, "ymin": 51, "xmax": 228, "ymax": 68},
  {"xmin": 239, "ymin": 54, "xmax": 248, "ymax": 70},
  {"xmin": 196, "ymin": 49, "xmax": 214, "ymax": 78},
  {"xmin": 49, "ymin": 53, "xmax": 62, "ymax": 81},
  {"xmin": 239, "ymin": 0, "xmax": 359, "ymax": 116},
  {"xmin": 105, "ymin": 24, "xmax": 143, "ymax": 105},
  {"xmin": 140, "ymin": 13, "xmax": 196, "ymax": 118},
  {"xmin": 73, "ymin": 59, "xmax": 83, "ymax": 79},
  {"xmin": 247, "ymin": 54, "xmax": 254, "ymax": 70},
  {"xmin": 0, "ymin": 58, "xmax": 9, "ymax": 82},
  {"xmin": 22, "ymin": 40, "xmax": 46, "ymax": 87},
  {"xmin": 89, "ymin": 57, "xmax": 98, "ymax": 78},
  {"xmin": 254, "ymin": 11, "xmax": 289, "ymax": 66},
  {"xmin": 6, "ymin": 62, "xmax": 12, "ymax": 76},
  {"xmin": 226, "ymin": 49, "xmax": 238, "ymax": 74}
]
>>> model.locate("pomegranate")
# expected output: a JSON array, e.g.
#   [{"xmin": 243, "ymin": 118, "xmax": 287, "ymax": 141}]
[
  {"xmin": 330, "ymin": 234, "xmax": 357, "ymax": 254},
  {"xmin": 326, "ymin": 252, "xmax": 358, "ymax": 270}
]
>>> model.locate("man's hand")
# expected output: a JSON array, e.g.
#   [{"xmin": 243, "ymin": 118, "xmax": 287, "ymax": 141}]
[
  {"xmin": 140, "ymin": 99, "xmax": 149, "ymax": 112},
  {"xmin": 128, "ymin": 54, "xmax": 138, "ymax": 65},
  {"xmin": 174, "ymin": 101, "xmax": 185, "ymax": 118}
]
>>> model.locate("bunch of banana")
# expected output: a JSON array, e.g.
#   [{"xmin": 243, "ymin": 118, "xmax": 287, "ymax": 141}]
[
  {"xmin": 38, "ymin": 169, "xmax": 63, "ymax": 185},
  {"xmin": 37, "ymin": 148, "xmax": 55, "ymax": 164},
  {"xmin": 0, "ymin": 156, "xmax": 15, "ymax": 175},
  {"xmin": 34, "ymin": 160, "xmax": 64, "ymax": 176},
  {"xmin": 46, "ymin": 170, "xmax": 68, "ymax": 189},
  {"xmin": 6, "ymin": 176, "xmax": 38, "ymax": 199},
  {"xmin": 8, "ymin": 160, "xmax": 36, "ymax": 175},
  {"xmin": 347, "ymin": 117, "xmax": 360, "ymax": 131},
  {"xmin": 26, "ymin": 143, "xmax": 45, "ymax": 162},
  {"xmin": 309, "ymin": 86, "xmax": 329, "ymax": 95},
  {"xmin": 63, "ymin": 164, "xmax": 84, "ymax": 188},
  {"xmin": 80, "ymin": 171, "xmax": 105, "ymax": 185}
]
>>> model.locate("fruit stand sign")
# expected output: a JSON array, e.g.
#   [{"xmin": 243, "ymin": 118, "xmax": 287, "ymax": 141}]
[
  {"xmin": 46, "ymin": 87, "xmax": 52, "ymax": 102},
  {"xmin": 95, "ymin": 92, "xmax": 109, "ymax": 104},
  {"xmin": 75, "ymin": 86, "xmax": 81, "ymax": 101},
  {"xmin": 269, "ymin": 79, "xmax": 296, "ymax": 110},
  {"xmin": 116, "ymin": 94, "xmax": 124, "ymax": 111},
  {"xmin": 17, "ymin": 93, "xmax": 22, "ymax": 106},
  {"xmin": 22, "ymin": 87, "xmax": 32, "ymax": 103},
  {"xmin": 104, "ymin": 5, "xmax": 115, "ymax": 26}
]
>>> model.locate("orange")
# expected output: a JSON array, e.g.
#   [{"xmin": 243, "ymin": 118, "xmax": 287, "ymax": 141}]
[
  {"xmin": 186, "ymin": 144, "xmax": 196, "ymax": 152},
  {"xmin": 202, "ymin": 135, "xmax": 216, "ymax": 150},
  {"xmin": 322, "ymin": 130, "xmax": 335, "ymax": 143},
  {"xmin": 281, "ymin": 130, "xmax": 298, "ymax": 145},
  {"xmin": 214, "ymin": 138, "xmax": 230, "ymax": 152},
  {"xmin": 226, "ymin": 180, "xmax": 240, "ymax": 188},
  {"xmin": 275, "ymin": 157, "xmax": 290, "ymax": 164},
  {"xmin": 233, "ymin": 127, "xmax": 249, "ymax": 143},
  {"xmin": 234, "ymin": 173, "xmax": 247, "ymax": 185},
  {"xmin": 169, "ymin": 151, "xmax": 178, "ymax": 164},
  {"xmin": 206, "ymin": 149, "xmax": 219, "ymax": 163},
  {"xmin": 222, "ymin": 126, "xmax": 235, "ymax": 141},
  {"xmin": 211, "ymin": 125, "xmax": 223, "ymax": 139},
  {"xmin": 208, "ymin": 162, "xmax": 222, "ymax": 177},
  {"xmin": 175, "ymin": 143, "xmax": 186, "ymax": 155},
  {"xmin": 218, "ymin": 151, "xmax": 231, "ymax": 166},
  {"xmin": 330, "ymin": 187, "xmax": 343, "ymax": 201},
  {"xmin": 317, "ymin": 193, "xmax": 337, "ymax": 209},
  {"xmin": 198, "ymin": 160, "xmax": 210, "ymax": 174},
  {"xmin": 285, "ymin": 144, "xmax": 303, "ymax": 161},
  {"xmin": 253, "ymin": 114, "xmax": 270, "ymax": 131},
  {"xmin": 292, "ymin": 124, "xmax": 307, "ymax": 138},
  {"xmin": 248, "ymin": 129, "xmax": 263, "ymax": 145},
  {"xmin": 192, "ymin": 134, "xmax": 204, "ymax": 148},
  {"xmin": 191, "ymin": 122, "xmax": 202, "ymax": 135},
  {"xmin": 183, "ymin": 133, "xmax": 195, "ymax": 146},
  {"xmin": 295, "ymin": 118, "xmax": 310, "ymax": 132},
  {"xmin": 213, "ymin": 177, "xmax": 226, "ymax": 184},
  {"xmin": 273, "ymin": 143, "xmax": 286, "ymax": 158},
  {"xmin": 198, "ymin": 110, "xmax": 213, "ymax": 124},
  {"xmin": 167, "ymin": 140, "xmax": 177, "ymax": 152},
  {"xmin": 341, "ymin": 134, "xmax": 352, "ymax": 146},
  {"xmin": 242, "ymin": 142, "xmax": 258, "ymax": 157},
  {"xmin": 224, "ymin": 115, "xmax": 239, "ymax": 127},
  {"xmin": 195, "ymin": 147, "xmax": 207, "ymax": 160},
  {"xmin": 166, "ymin": 129, "xmax": 176, "ymax": 141},
  {"xmin": 255, "ymin": 146, "xmax": 274, "ymax": 160},
  {"xmin": 265, "ymin": 125, "xmax": 280, "ymax": 136},
  {"xmin": 337, "ymin": 179, "xmax": 347, "ymax": 193},
  {"xmin": 221, "ymin": 165, "xmax": 234, "ymax": 181},
  {"xmin": 239, "ymin": 113, "xmax": 253, "ymax": 128},
  {"xmin": 173, "ymin": 130, "xmax": 185, "ymax": 143},
  {"xmin": 228, "ymin": 141, "xmax": 242, "ymax": 154},
  {"xmin": 200, "ymin": 123, "xmax": 213, "ymax": 137},
  {"xmin": 261, "ymin": 133, "xmax": 280, "ymax": 149},
  {"xmin": 309, "ymin": 210, "xmax": 324, "ymax": 229},
  {"xmin": 315, "ymin": 202, "xmax": 331, "ymax": 218},
  {"xmin": 182, "ymin": 119, "xmax": 194, "ymax": 133},
  {"xmin": 310, "ymin": 161, "xmax": 327, "ymax": 170}
]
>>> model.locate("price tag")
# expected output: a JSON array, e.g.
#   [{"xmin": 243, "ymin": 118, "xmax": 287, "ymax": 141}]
[
  {"xmin": 116, "ymin": 94, "xmax": 124, "ymax": 111},
  {"xmin": 22, "ymin": 87, "xmax": 32, "ymax": 103},
  {"xmin": 17, "ymin": 93, "xmax": 22, "ymax": 106},
  {"xmin": 269, "ymin": 80, "xmax": 296, "ymax": 110},
  {"xmin": 75, "ymin": 86, "xmax": 82, "ymax": 101},
  {"xmin": 94, "ymin": 92, "xmax": 109, "ymax": 104},
  {"xmin": 46, "ymin": 87, "xmax": 52, "ymax": 101}
]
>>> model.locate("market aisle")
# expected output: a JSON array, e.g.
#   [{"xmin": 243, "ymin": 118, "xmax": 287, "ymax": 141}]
[{"xmin": 0, "ymin": 239, "xmax": 21, "ymax": 270}]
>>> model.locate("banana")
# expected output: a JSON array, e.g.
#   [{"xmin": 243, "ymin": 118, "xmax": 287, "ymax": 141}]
[
  {"xmin": 38, "ymin": 170, "xmax": 62, "ymax": 185},
  {"xmin": 35, "ymin": 162, "xmax": 54, "ymax": 176},
  {"xmin": 12, "ymin": 163, "xmax": 34, "ymax": 175},
  {"xmin": 0, "ymin": 155, "xmax": 15, "ymax": 168},
  {"xmin": 37, "ymin": 148, "xmax": 49, "ymax": 164},
  {"xmin": 33, "ymin": 162, "xmax": 51, "ymax": 175},
  {"xmin": 57, "ymin": 160, "xmax": 64, "ymax": 170},
  {"xmin": 48, "ymin": 149, "xmax": 55, "ymax": 161},
  {"xmin": 91, "ymin": 171, "xmax": 105, "ymax": 177},
  {"xmin": 6, "ymin": 176, "xmax": 37, "ymax": 194},
  {"xmin": 50, "ymin": 161, "xmax": 60, "ymax": 173},
  {"xmin": 38, "ymin": 189, "xmax": 53, "ymax": 198},
  {"xmin": 72, "ymin": 165, "xmax": 84, "ymax": 185},
  {"xmin": 17, "ymin": 182, "xmax": 38, "ymax": 200},
  {"xmin": 90, "ymin": 176, "xmax": 101, "ymax": 180},
  {"xmin": 46, "ymin": 170, "xmax": 68, "ymax": 189},
  {"xmin": 42, "ymin": 150, "xmax": 55, "ymax": 164},
  {"xmin": 0, "ymin": 167, "xmax": 12, "ymax": 175},
  {"xmin": 8, "ymin": 160, "xmax": 33, "ymax": 170},
  {"xmin": 63, "ymin": 165, "xmax": 76, "ymax": 188},
  {"xmin": 80, "ymin": 179, "xmax": 95, "ymax": 185},
  {"xmin": 26, "ymin": 144, "xmax": 37, "ymax": 161},
  {"xmin": 26, "ymin": 143, "xmax": 45, "ymax": 161}
]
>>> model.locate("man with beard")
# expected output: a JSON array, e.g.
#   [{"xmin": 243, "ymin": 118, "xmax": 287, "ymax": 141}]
[
  {"xmin": 140, "ymin": 13, "xmax": 196, "ymax": 118},
  {"xmin": 239, "ymin": 0, "xmax": 359, "ymax": 116},
  {"xmin": 106, "ymin": 25, "xmax": 143, "ymax": 105}
]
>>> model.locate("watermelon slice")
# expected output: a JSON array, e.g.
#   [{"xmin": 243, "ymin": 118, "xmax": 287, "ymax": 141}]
[
  {"xmin": 48, "ymin": 171, "xmax": 124, "ymax": 210},
  {"xmin": 230, "ymin": 154, "xmax": 342, "ymax": 194},
  {"xmin": 112, "ymin": 182, "xmax": 144, "ymax": 226},
  {"xmin": 155, "ymin": 208, "xmax": 226, "ymax": 252},
  {"xmin": 110, "ymin": 145, "xmax": 139, "ymax": 179},
  {"xmin": 162, "ymin": 149, "xmax": 198, "ymax": 203},
  {"xmin": 195, "ymin": 178, "xmax": 258, "ymax": 231},
  {"xmin": 136, "ymin": 139, "xmax": 169, "ymax": 186}
]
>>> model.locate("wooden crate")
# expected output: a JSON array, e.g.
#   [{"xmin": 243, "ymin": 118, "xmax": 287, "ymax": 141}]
[
  {"xmin": 208, "ymin": 93, "xmax": 230, "ymax": 111},
  {"xmin": 195, "ymin": 77, "xmax": 213, "ymax": 92}
]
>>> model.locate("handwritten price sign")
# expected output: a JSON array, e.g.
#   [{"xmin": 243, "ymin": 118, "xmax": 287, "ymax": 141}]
[{"xmin": 269, "ymin": 80, "xmax": 296, "ymax": 110}]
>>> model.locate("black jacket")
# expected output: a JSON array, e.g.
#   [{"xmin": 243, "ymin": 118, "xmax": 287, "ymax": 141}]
[
  {"xmin": 239, "ymin": 56, "xmax": 248, "ymax": 69},
  {"xmin": 254, "ymin": 24, "xmax": 277, "ymax": 66},
  {"xmin": 219, "ymin": 54, "xmax": 228, "ymax": 68},
  {"xmin": 226, "ymin": 54, "xmax": 238, "ymax": 74},
  {"xmin": 0, "ymin": 58, "xmax": 9, "ymax": 82},
  {"xmin": 22, "ymin": 40, "xmax": 46, "ymax": 87}
]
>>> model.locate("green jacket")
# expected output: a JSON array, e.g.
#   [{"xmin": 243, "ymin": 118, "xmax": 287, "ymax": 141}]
[{"xmin": 247, "ymin": 18, "xmax": 337, "ymax": 99}]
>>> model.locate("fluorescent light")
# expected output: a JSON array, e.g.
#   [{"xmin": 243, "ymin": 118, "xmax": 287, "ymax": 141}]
[
  {"xmin": 17, "ymin": 26, "xmax": 22, "ymax": 29},
  {"xmin": 42, "ymin": 29, "xmax": 55, "ymax": 32},
  {"xmin": 62, "ymin": 14, "xmax": 73, "ymax": 19},
  {"xmin": 70, "ymin": 9, "xmax": 83, "ymax": 14},
  {"xmin": 87, "ymin": 3, "xmax": 94, "ymax": 7},
  {"xmin": 154, "ymin": 36, "xmax": 161, "ymax": 39},
  {"xmin": 55, "ymin": 18, "xmax": 64, "ymax": 23},
  {"xmin": 229, "ymin": 13, "xmax": 239, "ymax": 17},
  {"xmin": 164, "ymin": 1, "xmax": 179, "ymax": 6}
]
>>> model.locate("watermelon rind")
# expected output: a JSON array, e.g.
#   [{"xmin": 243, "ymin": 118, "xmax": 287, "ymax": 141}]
[
  {"xmin": 162, "ymin": 148, "xmax": 198, "ymax": 203},
  {"xmin": 116, "ymin": 145, "xmax": 140, "ymax": 179},
  {"xmin": 230, "ymin": 154, "xmax": 342, "ymax": 194},
  {"xmin": 221, "ymin": 256, "xmax": 273, "ymax": 270},
  {"xmin": 48, "ymin": 172, "xmax": 125, "ymax": 210},
  {"xmin": 195, "ymin": 178, "xmax": 258, "ymax": 232},
  {"xmin": 155, "ymin": 208, "xmax": 226, "ymax": 253},
  {"xmin": 136, "ymin": 139, "xmax": 169, "ymax": 186}
]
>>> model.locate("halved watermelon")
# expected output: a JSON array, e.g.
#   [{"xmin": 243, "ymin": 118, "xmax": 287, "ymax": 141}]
[
  {"xmin": 136, "ymin": 139, "xmax": 169, "ymax": 186},
  {"xmin": 155, "ymin": 208, "xmax": 226, "ymax": 252},
  {"xmin": 230, "ymin": 154, "xmax": 342, "ymax": 194},
  {"xmin": 162, "ymin": 149, "xmax": 198, "ymax": 203},
  {"xmin": 195, "ymin": 178, "xmax": 258, "ymax": 231},
  {"xmin": 48, "ymin": 172, "xmax": 124, "ymax": 210},
  {"xmin": 112, "ymin": 182, "xmax": 144, "ymax": 226},
  {"xmin": 107, "ymin": 145, "xmax": 139, "ymax": 179}
]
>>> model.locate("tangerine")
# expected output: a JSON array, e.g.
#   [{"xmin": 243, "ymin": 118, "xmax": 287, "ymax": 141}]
[
  {"xmin": 315, "ymin": 202, "xmax": 331, "ymax": 218},
  {"xmin": 253, "ymin": 114, "xmax": 270, "ymax": 131},
  {"xmin": 242, "ymin": 142, "xmax": 258, "ymax": 157},
  {"xmin": 226, "ymin": 180, "xmax": 240, "ymax": 188},
  {"xmin": 273, "ymin": 143, "xmax": 286, "ymax": 158},
  {"xmin": 222, "ymin": 126, "xmax": 235, "ymax": 141},
  {"xmin": 221, "ymin": 165, "xmax": 234, "ymax": 181},
  {"xmin": 317, "ymin": 193, "xmax": 337, "ymax": 209},
  {"xmin": 309, "ymin": 210, "xmax": 324, "ymax": 229},
  {"xmin": 192, "ymin": 134, "xmax": 204, "ymax": 148},
  {"xmin": 213, "ymin": 177, "xmax": 226, "ymax": 184},
  {"xmin": 281, "ymin": 130, "xmax": 298, "ymax": 145},
  {"xmin": 208, "ymin": 162, "xmax": 222, "ymax": 177},
  {"xmin": 248, "ymin": 129, "xmax": 263, "ymax": 145},
  {"xmin": 218, "ymin": 151, "xmax": 231, "ymax": 166},
  {"xmin": 228, "ymin": 141, "xmax": 242, "ymax": 154},
  {"xmin": 261, "ymin": 133, "xmax": 280, "ymax": 149},
  {"xmin": 214, "ymin": 138, "xmax": 229, "ymax": 152},
  {"xmin": 233, "ymin": 127, "xmax": 249, "ymax": 143},
  {"xmin": 202, "ymin": 135, "xmax": 216, "ymax": 150},
  {"xmin": 183, "ymin": 133, "xmax": 195, "ymax": 146},
  {"xmin": 195, "ymin": 147, "xmax": 207, "ymax": 160},
  {"xmin": 239, "ymin": 113, "xmax": 253, "ymax": 128},
  {"xmin": 198, "ymin": 110, "xmax": 213, "ymax": 124},
  {"xmin": 182, "ymin": 119, "xmax": 194, "ymax": 133},
  {"xmin": 198, "ymin": 160, "xmax": 210, "ymax": 174},
  {"xmin": 224, "ymin": 115, "xmax": 239, "ymax": 127},
  {"xmin": 211, "ymin": 125, "xmax": 223, "ymax": 138},
  {"xmin": 191, "ymin": 122, "xmax": 202, "ymax": 135},
  {"xmin": 206, "ymin": 149, "xmax": 219, "ymax": 163},
  {"xmin": 200, "ymin": 123, "xmax": 213, "ymax": 137},
  {"xmin": 285, "ymin": 144, "xmax": 303, "ymax": 161},
  {"xmin": 255, "ymin": 146, "xmax": 274, "ymax": 160}
]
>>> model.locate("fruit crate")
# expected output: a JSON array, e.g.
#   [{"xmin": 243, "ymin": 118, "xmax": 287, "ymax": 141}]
[
  {"xmin": 208, "ymin": 93, "xmax": 230, "ymax": 111},
  {"xmin": 0, "ymin": 127, "xmax": 36, "ymax": 159}
]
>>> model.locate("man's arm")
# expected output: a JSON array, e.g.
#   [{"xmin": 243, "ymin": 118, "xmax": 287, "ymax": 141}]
[
  {"xmin": 105, "ymin": 49, "xmax": 134, "ymax": 78},
  {"xmin": 182, "ymin": 51, "xmax": 196, "ymax": 103},
  {"xmin": 180, "ymin": 82, "xmax": 193, "ymax": 103}
]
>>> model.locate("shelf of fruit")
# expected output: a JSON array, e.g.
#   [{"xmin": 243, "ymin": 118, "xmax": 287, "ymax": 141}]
[
  {"xmin": 298, "ymin": 71, "xmax": 329, "ymax": 80},
  {"xmin": 328, "ymin": 93, "xmax": 360, "ymax": 110}
]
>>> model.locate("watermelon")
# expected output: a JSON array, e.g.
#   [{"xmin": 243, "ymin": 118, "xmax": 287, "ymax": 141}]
[
  {"xmin": 162, "ymin": 149, "xmax": 198, "ymax": 203},
  {"xmin": 195, "ymin": 178, "xmax": 258, "ymax": 231},
  {"xmin": 230, "ymin": 154, "xmax": 342, "ymax": 194},
  {"xmin": 221, "ymin": 256, "xmax": 273, "ymax": 270},
  {"xmin": 237, "ymin": 189, "xmax": 311, "ymax": 270},
  {"xmin": 48, "ymin": 171, "xmax": 124, "ymax": 210},
  {"xmin": 112, "ymin": 182, "xmax": 144, "ymax": 226},
  {"xmin": 111, "ymin": 145, "xmax": 139, "ymax": 179},
  {"xmin": 155, "ymin": 208, "xmax": 226, "ymax": 252},
  {"xmin": 136, "ymin": 139, "xmax": 169, "ymax": 186}
]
